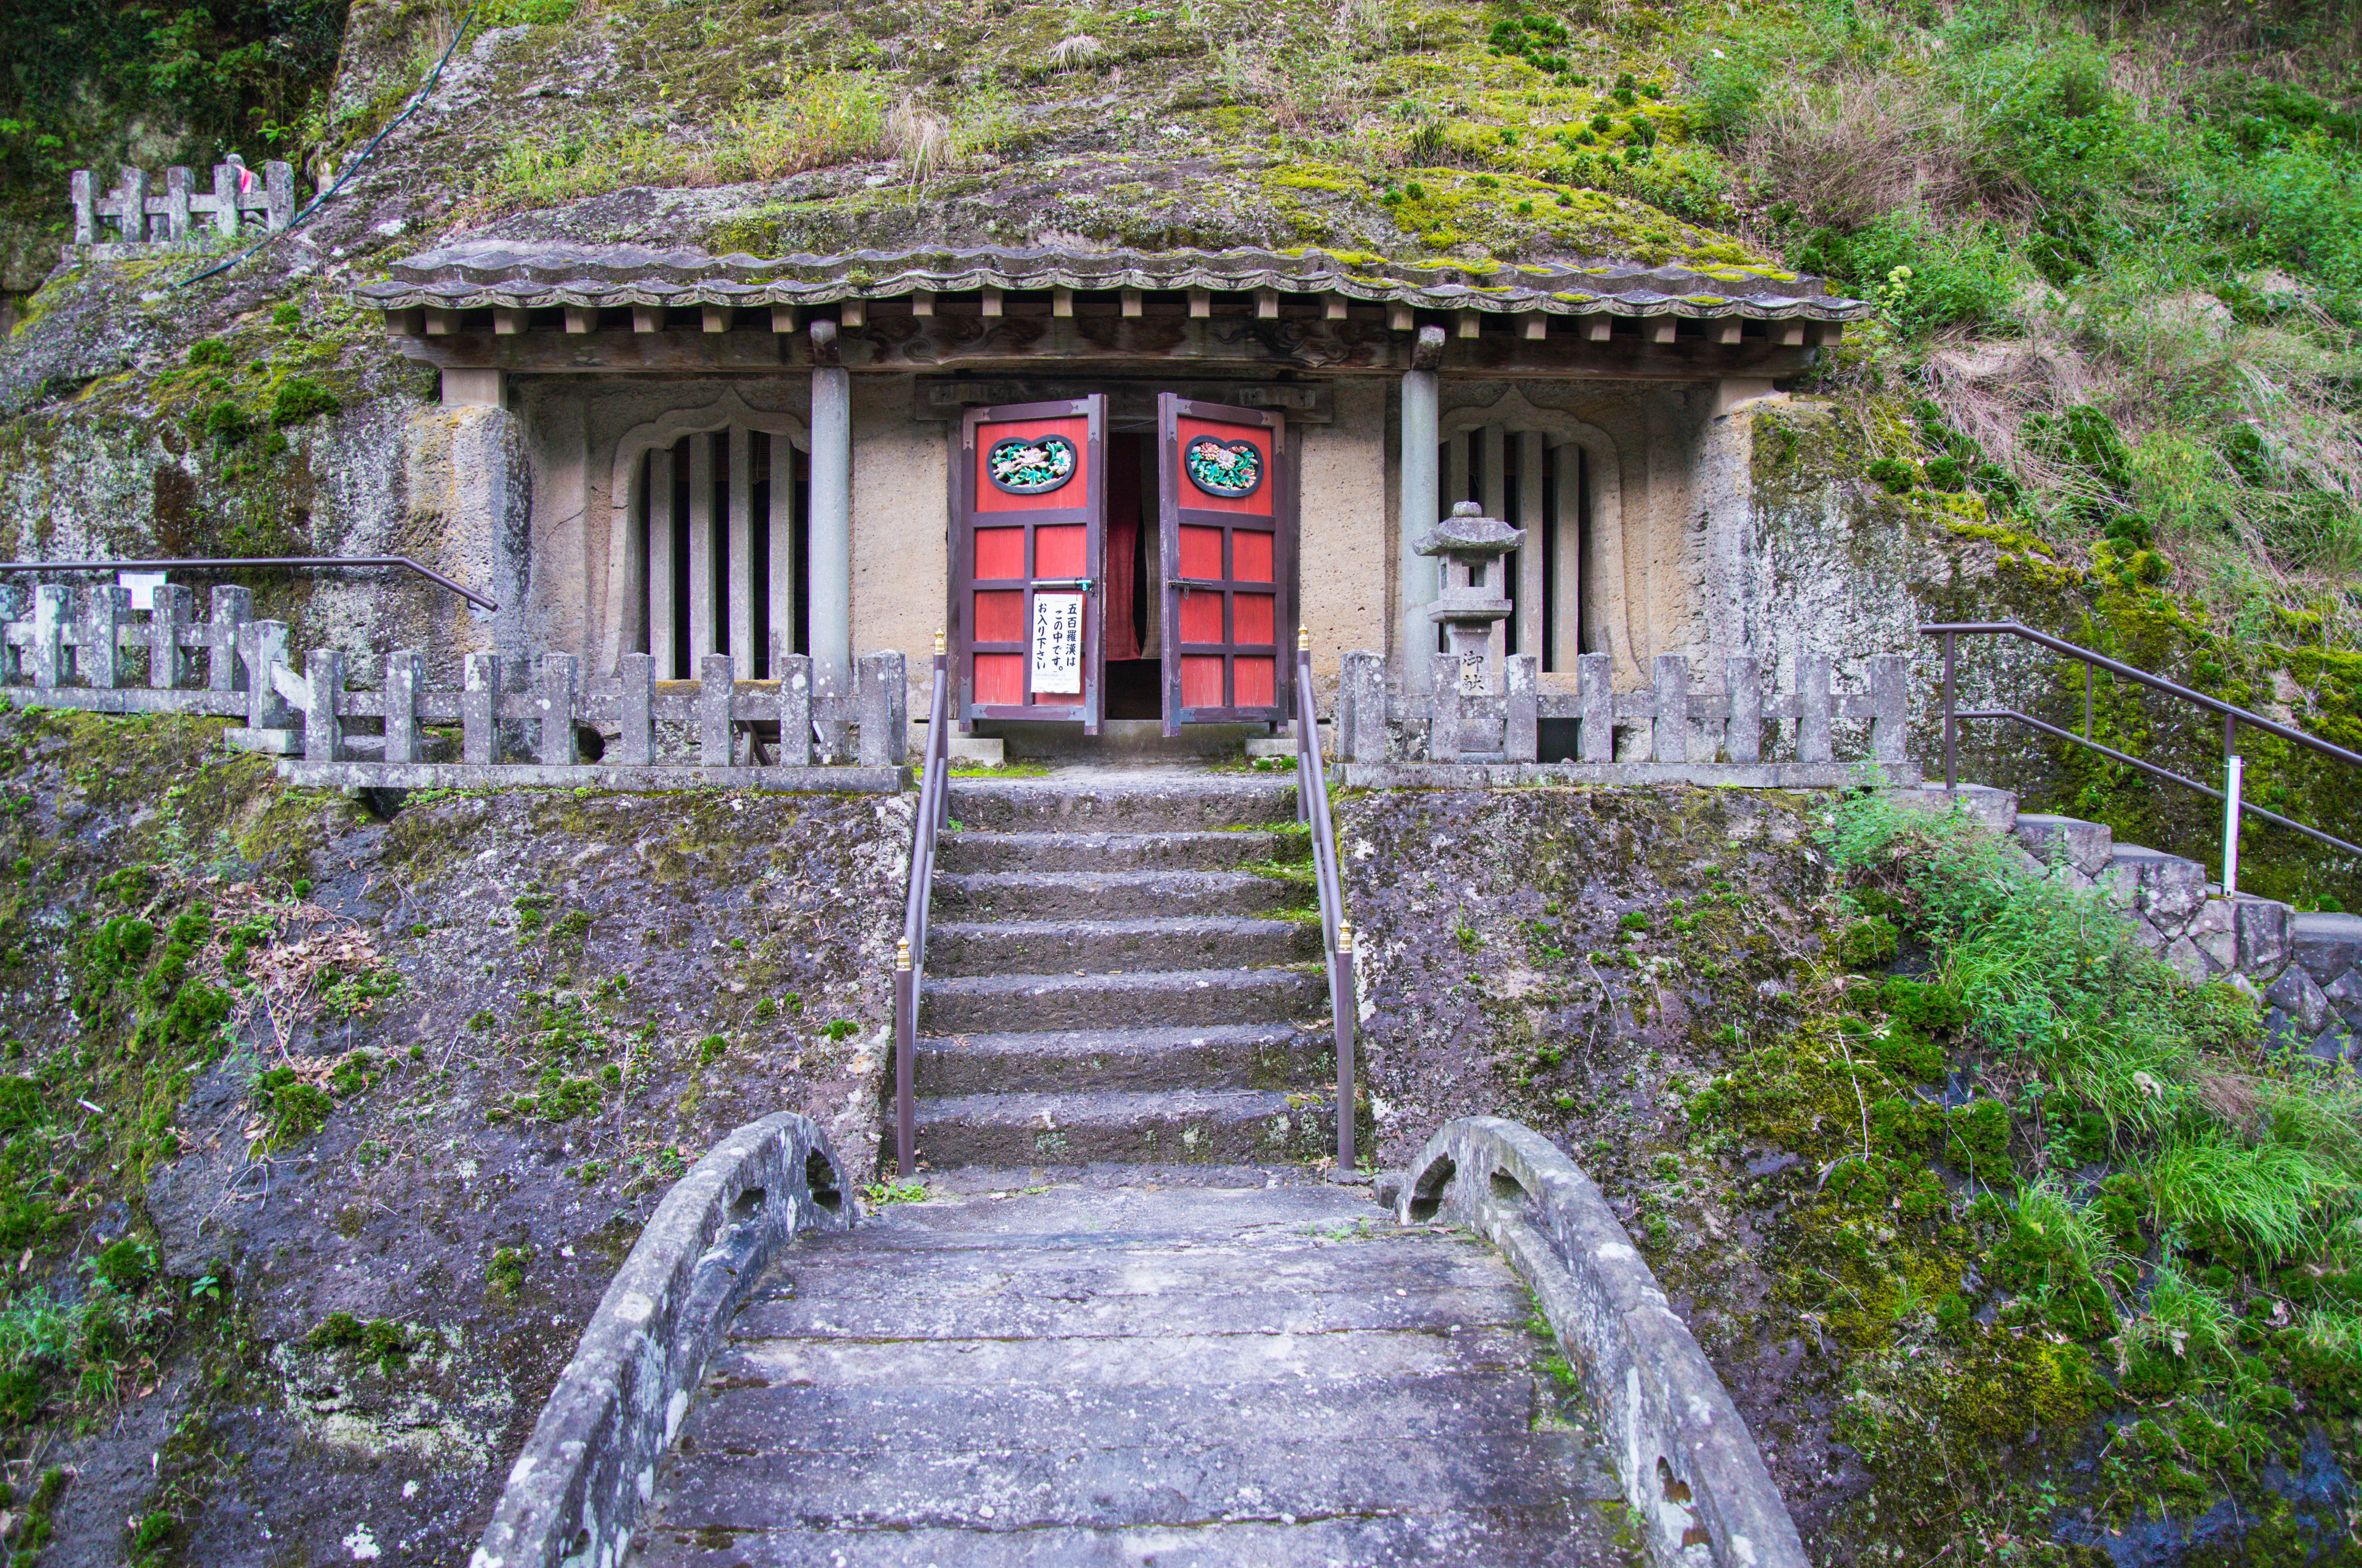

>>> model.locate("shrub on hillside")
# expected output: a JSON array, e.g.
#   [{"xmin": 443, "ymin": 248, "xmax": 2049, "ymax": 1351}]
[
  {"xmin": 269, "ymin": 377, "xmax": 341, "ymax": 427},
  {"xmin": 1792, "ymin": 214, "xmax": 2020, "ymax": 332}
]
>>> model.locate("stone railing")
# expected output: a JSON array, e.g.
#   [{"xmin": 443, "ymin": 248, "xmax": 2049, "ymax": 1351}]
[
  {"xmin": 1334, "ymin": 649, "xmax": 1916, "ymax": 787},
  {"xmin": 69, "ymin": 159, "xmax": 295, "ymax": 253},
  {"xmin": 1394, "ymin": 1118, "xmax": 1808, "ymax": 1568},
  {"xmin": 0, "ymin": 583, "xmax": 908, "ymax": 793},
  {"xmin": 469, "ymin": 1112, "xmax": 856, "ymax": 1568}
]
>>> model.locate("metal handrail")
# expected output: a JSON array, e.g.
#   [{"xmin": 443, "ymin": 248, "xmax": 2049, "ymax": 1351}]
[
  {"xmin": 1925, "ymin": 621, "xmax": 2362, "ymax": 889},
  {"xmin": 1294, "ymin": 632, "xmax": 1358, "ymax": 1170},
  {"xmin": 0, "ymin": 557, "xmax": 497, "ymax": 612},
  {"xmin": 892, "ymin": 635, "xmax": 953, "ymax": 1178}
]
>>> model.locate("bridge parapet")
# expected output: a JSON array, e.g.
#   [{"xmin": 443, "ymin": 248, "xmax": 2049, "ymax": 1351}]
[{"xmin": 1398, "ymin": 1116, "xmax": 1810, "ymax": 1568}]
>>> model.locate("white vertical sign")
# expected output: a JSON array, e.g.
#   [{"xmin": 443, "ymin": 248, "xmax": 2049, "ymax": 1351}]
[{"xmin": 1030, "ymin": 592, "xmax": 1084, "ymax": 694}]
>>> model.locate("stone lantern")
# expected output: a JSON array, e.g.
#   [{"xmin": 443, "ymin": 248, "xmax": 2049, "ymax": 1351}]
[{"xmin": 1417, "ymin": 501, "xmax": 1525, "ymax": 695}]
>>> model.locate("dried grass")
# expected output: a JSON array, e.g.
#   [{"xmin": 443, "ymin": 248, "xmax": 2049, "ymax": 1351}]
[
  {"xmin": 1740, "ymin": 75, "xmax": 1973, "ymax": 233},
  {"xmin": 1919, "ymin": 330, "xmax": 2105, "ymax": 501},
  {"xmin": 886, "ymin": 98, "xmax": 952, "ymax": 184},
  {"xmin": 195, "ymin": 881, "xmax": 394, "ymax": 1060},
  {"xmin": 1048, "ymin": 34, "xmax": 1104, "ymax": 71},
  {"xmin": 2195, "ymin": 1067, "xmax": 2265, "ymax": 1135}
]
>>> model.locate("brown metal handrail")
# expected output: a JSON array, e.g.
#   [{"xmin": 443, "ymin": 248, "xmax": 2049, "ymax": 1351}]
[
  {"xmin": 0, "ymin": 556, "xmax": 497, "ymax": 612},
  {"xmin": 1294, "ymin": 632, "xmax": 1358, "ymax": 1170},
  {"xmin": 1925, "ymin": 621, "xmax": 2362, "ymax": 886},
  {"xmin": 892, "ymin": 635, "xmax": 953, "ymax": 1178}
]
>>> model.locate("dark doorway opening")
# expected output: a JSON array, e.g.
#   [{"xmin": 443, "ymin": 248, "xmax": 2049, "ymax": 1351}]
[{"xmin": 1103, "ymin": 430, "xmax": 1162, "ymax": 720}]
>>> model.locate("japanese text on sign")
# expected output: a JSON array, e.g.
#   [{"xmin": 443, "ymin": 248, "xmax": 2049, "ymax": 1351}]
[{"xmin": 1030, "ymin": 592, "xmax": 1084, "ymax": 694}]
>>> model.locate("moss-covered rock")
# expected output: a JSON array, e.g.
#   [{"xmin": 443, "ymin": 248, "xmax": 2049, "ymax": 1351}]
[{"xmin": 0, "ymin": 704, "xmax": 904, "ymax": 1566}]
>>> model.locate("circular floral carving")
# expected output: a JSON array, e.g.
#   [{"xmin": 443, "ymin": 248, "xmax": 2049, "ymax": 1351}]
[
  {"xmin": 986, "ymin": 434, "xmax": 1078, "ymax": 495},
  {"xmin": 1184, "ymin": 436, "xmax": 1264, "ymax": 498}
]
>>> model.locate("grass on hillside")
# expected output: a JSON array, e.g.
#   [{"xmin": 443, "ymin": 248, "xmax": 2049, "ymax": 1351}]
[
  {"xmin": 1690, "ymin": 0, "xmax": 2362, "ymax": 633},
  {"xmin": 1681, "ymin": 789, "xmax": 2359, "ymax": 1559}
]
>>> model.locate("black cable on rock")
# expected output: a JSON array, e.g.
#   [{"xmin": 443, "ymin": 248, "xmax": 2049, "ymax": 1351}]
[{"xmin": 177, "ymin": 0, "xmax": 484, "ymax": 289}]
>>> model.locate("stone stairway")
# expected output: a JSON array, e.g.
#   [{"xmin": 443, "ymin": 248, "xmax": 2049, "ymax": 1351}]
[
  {"xmin": 1925, "ymin": 783, "xmax": 2361, "ymax": 1066},
  {"xmin": 908, "ymin": 773, "xmax": 1342, "ymax": 1169},
  {"xmin": 627, "ymin": 1176, "xmax": 1638, "ymax": 1567}
]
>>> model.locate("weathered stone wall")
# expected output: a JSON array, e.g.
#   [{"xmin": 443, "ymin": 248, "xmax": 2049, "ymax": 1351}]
[
  {"xmin": 1336, "ymin": 784, "xmax": 1836, "ymax": 1167},
  {"xmin": 1732, "ymin": 395, "xmax": 2362, "ymax": 903},
  {"xmin": 0, "ymin": 707, "xmax": 904, "ymax": 1568}
]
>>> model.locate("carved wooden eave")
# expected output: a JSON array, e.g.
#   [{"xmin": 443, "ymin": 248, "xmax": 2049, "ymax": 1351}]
[{"xmin": 357, "ymin": 242, "xmax": 1870, "ymax": 382}]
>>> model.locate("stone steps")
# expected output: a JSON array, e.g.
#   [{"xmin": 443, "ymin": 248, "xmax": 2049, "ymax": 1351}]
[
  {"xmin": 920, "ymin": 965, "xmax": 1328, "ymax": 1034},
  {"xmin": 911, "ymin": 1087, "xmax": 1333, "ymax": 1166},
  {"xmin": 632, "ymin": 1511, "xmax": 1620, "ymax": 1568},
  {"xmin": 628, "ymin": 1180, "xmax": 1635, "ymax": 1568},
  {"xmin": 907, "ymin": 773, "xmax": 1337, "ymax": 1171},
  {"xmin": 914, "ymin": 1022, "xmax": 1324, "ymax": 1095},
  {"xmin": 927, "ymin": 915, "xmax": 1321, "ymax": 977},
  {"xmin": 934, "ymin": 868, "xmax": 1311, "ymax": 919},
  {"xmin": 948, "ymin": 775, "xmax": 1298, "ymax": 832},
  {"xmin": 937, "ymin": 828, "xmax": 1303, "ymax": 872},
  {"xmin": 1921, "ymin": 783, "xmax": 2358, "ymax": 1066}
]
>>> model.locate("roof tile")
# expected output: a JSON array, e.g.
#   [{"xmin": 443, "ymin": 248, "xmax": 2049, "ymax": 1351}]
[{"xmin": 355, "ymin": 242, "xmax": 1871, "ymax": 322}]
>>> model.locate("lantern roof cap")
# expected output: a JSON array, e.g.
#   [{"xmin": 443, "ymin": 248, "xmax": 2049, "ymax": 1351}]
[{"xmin": 1415, "ymin": 501, "xmax": 1524, "ymax": 557}]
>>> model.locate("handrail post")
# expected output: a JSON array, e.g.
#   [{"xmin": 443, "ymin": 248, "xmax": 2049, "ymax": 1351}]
[
  {"xmin": 934, "ymin": 631, "xmax": 951, "ymax": 832},
  {"xmin": 2223, "ymin": 713, "xmax": 2241, "ymax": 898},
  {"xmin": 1920, "ymin": 619, "xmax": 2362, "ymax": 867},
  {"xmin": 1941, "ymin": 629, "xmax": 1956, "ymax": 791},
  {"xmin": 1335, "ymin": 919, "xmax": 1356, "ymax": 1171},
  {"xmin": 893, "ymin": 630, "xmax": 952, "ymax": 1182},
  {"xmin": 893, "ymin": 938, "xmax": 915, "ymax": 1179},
  {"xmin": 1295, "ymin": 628, "xmax": 1311, "ymax": 825},
  {"xmin": 1294, "ymin": 631, "xmax": 1356, "ymax": 1172}
]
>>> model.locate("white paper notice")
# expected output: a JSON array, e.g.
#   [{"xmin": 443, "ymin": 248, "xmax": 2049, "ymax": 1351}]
[{"xmin": 1030, "ymin": 592, "xmax": 1084, "ymax": 694}]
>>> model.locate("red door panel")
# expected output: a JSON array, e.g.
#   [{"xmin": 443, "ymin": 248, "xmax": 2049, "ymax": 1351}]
[
  {"xmin": 954, "ymin": 398, "xmax": 1107, "ymax": 732},
  {"xmin": 1157, "ymin": 395, "xmax": 1290, "ymax": 734},
  {"xmin": 1178, "ymin": 589, "xmax": 1225, "ymax": 644}
]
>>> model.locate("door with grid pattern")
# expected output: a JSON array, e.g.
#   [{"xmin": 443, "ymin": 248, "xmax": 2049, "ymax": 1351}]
[
  {"xmin": 954, "ymin": 397, "xmax": 1107, "ymax": 734},
  {"xmin": 1156, "ymin": 395, "xmax": 1290, "ymax": 736}
]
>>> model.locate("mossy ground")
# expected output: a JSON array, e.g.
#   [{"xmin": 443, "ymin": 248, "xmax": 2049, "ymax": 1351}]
[
  {"xmin": 0, "ymin": 705, "xmax": 903, "ymax": 1568},
  {"xmin": 1342, "ymin": 783, "xmax": 2356, "ymax": 1566},
  {"xmin": 1658, "ymin": 797, "xmax": 2358, "ymax": 1566}
]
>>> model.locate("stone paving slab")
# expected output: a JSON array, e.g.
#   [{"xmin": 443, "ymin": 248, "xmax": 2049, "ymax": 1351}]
[
  {"xmin": 730, "ymin": 1281, "xmax": 1526, "ymax": 1340},
  {"xmin": 677, "ymin": 1375, "xmax": 1540, "ymax": 1452},
  {"xmin": 853, "ymin": 1184, "xmax": 1378, "ymax": 1236},
  {"xmin": 760, "ymin": 1244, "xmax": 1505, "ymax": 1297},
  {"xmin": 634, "ymin": 1507, "xmax": 1638, "ymax": 1567},
  {"xmin": 653, "ymin": 1433, "xmax": 1619, "ymax": 1532},
  {"xmin": 710, "ymin": 1324, "xmax": 1534, "ymax": 1388}
]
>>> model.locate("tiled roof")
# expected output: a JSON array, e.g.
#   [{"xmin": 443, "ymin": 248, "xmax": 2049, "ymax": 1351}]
[{"xmin": 356, "ymin": 242, "xmax": 1870, "ymax": 322}]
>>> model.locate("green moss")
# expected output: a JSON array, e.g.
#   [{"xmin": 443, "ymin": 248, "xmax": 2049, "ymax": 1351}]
[{"xmin": 1832, "ymin": 916, "xmax": 1897, "ymax": 969}]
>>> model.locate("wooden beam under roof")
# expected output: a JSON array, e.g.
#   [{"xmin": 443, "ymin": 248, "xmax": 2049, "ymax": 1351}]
[{"xmin": 379, "ymin": 313, "xmax": 1836, "ymax": 380}]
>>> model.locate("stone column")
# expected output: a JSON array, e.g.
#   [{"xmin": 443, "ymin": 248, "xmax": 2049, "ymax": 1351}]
[
  {"xmin": 1396, "ymin": 337, "xmax": 1442, "ymax": 678},
  {"xmin": 405, "ymin": 404, "xmax": 531, "ymax": 670},
  {"xmin": 1696, "ymin": 381, "xmax": 1775, "ymax": 679},
  {"xmin": 1516, "ymin": 429, "xmax": 1546, "ymax": 663},
  {"xmin": 809, "ymin": 322, "xmax": 854, "ymax": 704}
]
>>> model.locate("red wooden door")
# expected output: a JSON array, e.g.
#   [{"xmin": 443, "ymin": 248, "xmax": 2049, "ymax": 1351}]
[
  {"xmin": 954, "ymin": 397, "xmax": 1107, "ymax": 733},
  {"xmin": 1157, "ymin": 394, "xmax": 1290, "ymax": 735}
]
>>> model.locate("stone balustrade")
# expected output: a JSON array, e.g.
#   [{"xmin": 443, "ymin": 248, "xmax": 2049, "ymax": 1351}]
[
  {"xmin": 68, "ymin": 159, "xmax": 295, "ymax": 255},
  {"xmin": 1334, "ymin": 648, "xmax": 1918, "ymax": 786},
  {"xmin": 0, "ymin": 582, "xmax": 907, "ymax": 792}
]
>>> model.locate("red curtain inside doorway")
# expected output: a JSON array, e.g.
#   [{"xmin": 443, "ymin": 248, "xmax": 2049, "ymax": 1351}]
[{"xmin": 1102, "ymin": 431, "xmax": 1143, "ymax": 661}]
